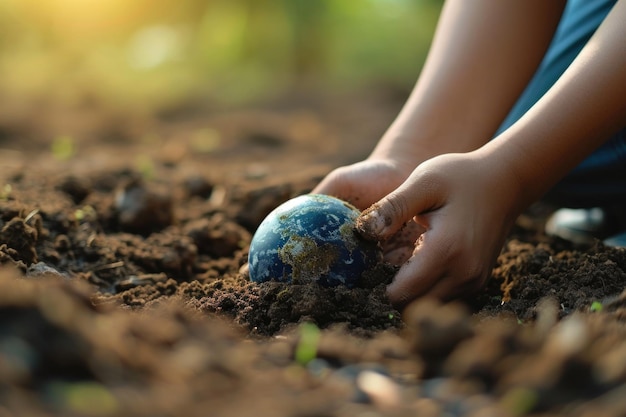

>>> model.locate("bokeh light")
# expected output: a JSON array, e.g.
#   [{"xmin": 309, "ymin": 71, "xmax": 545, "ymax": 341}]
[{"xmin": 0, "ymin": 0, "xmax": 442, "ymax": 109}]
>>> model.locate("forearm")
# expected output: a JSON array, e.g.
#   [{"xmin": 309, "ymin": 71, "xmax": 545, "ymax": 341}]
[
  {"xmin": 372, "ymin": 0, "xmax": 566, "ymax": 164},
  {"xmin": 484, "ymin": 0, "xmax": 626, "ymax": 210}
]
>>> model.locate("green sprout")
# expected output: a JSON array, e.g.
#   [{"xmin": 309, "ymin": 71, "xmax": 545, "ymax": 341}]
[
  {"xmin": 500, "ymin": 387, "xmax": 538, "ymax": 416},
  {"xmin": 47, "ymin": 381, "xmax": 118, "ymax": 416},
  {"xmin": 74, "ymin": 205, "xmax": 97, "ymax": 222},
  {"xmin": 51, "ymin": 135, "xmax": 76, "ymax": 160},
  {"xmin": 295, "ymin": 322, "xmax": 320, "ymax": 366},
  {"xmin": 134, "ymin": 154, "xmax": 155, "ymax": 179},
  {"xmin": 388, "ymin": 313, "xmax": 394, "ymax": 320},
  {"xmin": 0, "ymin": 184, "xmax": 11, "ymax": 200},
  {"xmin": 590, "ymin": 301, "xmax": 603, "ymax": 313},
  {"xmin": 190, "ymin": 128, "xmax": 221, "ymax": 153}
]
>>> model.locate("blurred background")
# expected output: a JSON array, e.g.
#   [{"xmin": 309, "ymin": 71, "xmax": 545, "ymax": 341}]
[{"xmin": 0, "ymin": 0, "xmax": 442, "ymax": 111}]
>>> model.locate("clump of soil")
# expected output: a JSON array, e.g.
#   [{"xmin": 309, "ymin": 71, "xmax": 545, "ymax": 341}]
[{"xmin": 0, "ymin": 91, "xmax": 625, "ymax": 416}]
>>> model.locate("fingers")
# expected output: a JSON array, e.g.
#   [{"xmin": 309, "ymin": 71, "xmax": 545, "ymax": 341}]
[
  {"xmin": 383, "ymin": 248, "xmax": 413, "ymax": 266},
  {"xmin": 385, "ymin": 231, "xmax": 449, "ymax": 307},
  {"xmin": 385, "ymin": 222, "xmax": 485, "ymax": 308},
  {"xmin": 356, "ymin": 172, "xmax": 443, "ymax": 241},
  {"xmin": 312, "ymin": 163, "xmax": 384, "ymax": 208},
  {"xmin": 312, "ymin": 175, "xmax": 346, "ymax": 201},
  {"xmin": 312, "ymin": 168, "xmax": 370, "ymax": 210},
  {"xmin": 382, "ymin": 220, "xmax": 426, "ymax": 265},
  {"xmin": 424, "ymin": 274, "xmax": 481, "ymax": 302},
  {"xmin": 311, "ymin": 172, "xmax": 339, "ymax": 196}
]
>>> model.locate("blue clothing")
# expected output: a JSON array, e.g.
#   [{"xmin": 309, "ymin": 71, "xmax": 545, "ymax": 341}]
[{"xmin": 496, "ymin": 0, "xmax": 626, "ymax": 207}]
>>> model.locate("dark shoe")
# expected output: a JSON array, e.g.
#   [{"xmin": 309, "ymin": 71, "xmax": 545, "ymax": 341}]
[
  {"xmin": 545, "ymin": 207, "xmax": 626, "ymax": 246},
  {"xmin": 604, "ymin": 232, "xmax": 626, "ymax": 248}
]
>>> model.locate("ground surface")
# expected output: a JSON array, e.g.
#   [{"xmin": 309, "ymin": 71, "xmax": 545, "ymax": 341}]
[{"xmin": 1, "ymin": 90, "xmax": 625, "ymax": 417}]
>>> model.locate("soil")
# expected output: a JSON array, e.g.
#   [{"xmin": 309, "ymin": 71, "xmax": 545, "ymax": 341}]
[{"xmin": 1, "ymin": 89, "xmax": 625, "ymax": 417}]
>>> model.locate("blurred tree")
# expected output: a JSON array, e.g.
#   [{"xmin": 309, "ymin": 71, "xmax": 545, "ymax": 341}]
[
  {"xmin": 0, "ymin": 0, "xmax": 443, "ymax": 107},
  {"xmin": 282, "ymin": 0, "xmax": 330, "ymax": 80}
]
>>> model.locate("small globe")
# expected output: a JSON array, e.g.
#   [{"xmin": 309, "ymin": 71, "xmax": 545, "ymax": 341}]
[{"xmin": 248, "ymin": 194, "xmax": 382, "ymax": 288}]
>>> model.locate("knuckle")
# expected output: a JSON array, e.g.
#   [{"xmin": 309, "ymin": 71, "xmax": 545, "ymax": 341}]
[
  {"xmin": 459, "ymin": 258, "xmax": 488, "ymax": 289},
  {"xmin": 388, "ymin": 285, "xmax": 417, "ymax": 310},
  {"xmin": 384, "ymin": 192, "xmax": 412, "ymax": 224},
  {"xmin": 326, "ymin": 167, "xmax": 349, "ymax": 184}
]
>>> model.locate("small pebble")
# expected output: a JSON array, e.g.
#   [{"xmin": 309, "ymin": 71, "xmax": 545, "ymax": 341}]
[
  {"xmin": 26, "ymin": 262, "xmax": 68, "ymax": 279},
  {"xmin": 356, "ymin": 370, "xmax": 402, "ymax": 409},
  {"xmin": 412, "ymin": 398, "xmax": 443, "ymax": 417},
  {"xmin": 306, "ymin": 358, "xmax": 332, "ymax": 378},
  {"xmin": 114, "ymin": 179, "xmax": 174, "ymax": 235},
  {"xmin": 183, "ymin": 175, "xmax": 214, "ymax": 199}
]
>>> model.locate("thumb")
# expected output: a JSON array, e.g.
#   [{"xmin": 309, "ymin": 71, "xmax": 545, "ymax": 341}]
[{"xmin": 355, "ymin": 173, "xmax": 442, "ymax": 241}]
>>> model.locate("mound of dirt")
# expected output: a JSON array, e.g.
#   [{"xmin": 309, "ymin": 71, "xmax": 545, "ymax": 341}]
[{"xmin": 0, "ymin": 91, "xmax": 625, "ymax": 416}]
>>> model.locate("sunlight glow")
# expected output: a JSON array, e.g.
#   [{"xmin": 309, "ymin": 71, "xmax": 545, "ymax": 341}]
[
  {"xmin": 127, "ymin": 25, "xmax": 187, "ymax": 70},
  {"xmin": 11, "ymin": 0, "xmax": 152, "ymax": 38}
]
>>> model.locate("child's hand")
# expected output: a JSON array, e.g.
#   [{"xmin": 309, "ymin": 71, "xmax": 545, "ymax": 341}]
[
  {"xmin": 356, "ymin": 152, "xmax": 522, "ymax": 308},
  {"xmin": 313, "ymin": 158, "xmax": 412, "ymax": 210},
  {"xmin": 313, "ymin": 158, "xmax": 424, "ymax": 265}
]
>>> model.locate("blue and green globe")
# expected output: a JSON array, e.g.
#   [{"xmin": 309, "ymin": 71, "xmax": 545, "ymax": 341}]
[{"xmin": 248, "ymin": 194, "xmax": 382, "ymax": 288}]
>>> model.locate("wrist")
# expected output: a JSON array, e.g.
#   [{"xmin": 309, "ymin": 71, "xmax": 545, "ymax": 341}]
[
  {"xmin": 471, "ymin": 147, "xmax": 530, "ymax": 224},
  {"xmin": 368, "ymin": 131, "xmax": 452, "ymax": 173},
  {"xmin": 367, "ymin": 135, "xmax": 424, "ymax": 174}
]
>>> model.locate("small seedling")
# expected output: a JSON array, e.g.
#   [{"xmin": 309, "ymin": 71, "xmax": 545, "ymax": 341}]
[
  {"xmin": 0, "ymin": 184, "xmax": 11, "ymax": 200},
  {"xmin": 134, "ymin": 154, "xmax": 155, "ymax": 179},
  {"xmin": 500, "ymin": 387, "xmax": 538, "ymax": 416},
  {"xmin": 295, "ymin": 322, "xmax": 320, "ymax": 365},
  {"xmin": 74, "ymin": 206, "xmax": 97, "ymax": 222},
  {"xmin": 47, "ymin": 381, "xmax": 118, "ymax": 416},
  {"xmin": 190, "ymin": 128, "xmax": 221, "ymax": 153},
  {"xmin": 51, "ymin": 135, "xmax": 76, "ymax": 160},
  {"xmin": 590, "ymin": 301, "xmax": 603, "ymax": 313}
]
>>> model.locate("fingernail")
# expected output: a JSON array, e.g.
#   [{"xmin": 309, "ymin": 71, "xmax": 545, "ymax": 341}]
[{"xmin": 357, "ymin": 209, "xmax": 386, "ymax": 239}]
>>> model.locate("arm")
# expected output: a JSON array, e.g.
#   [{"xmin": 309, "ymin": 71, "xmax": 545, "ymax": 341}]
[
  {"xmin": 485, "ymin": 0, "xmax": 626, "ymax": 209},
  {"xmin": 371, "ymin": 0, "xmax": 567, "ymax": 166},
  {"xmin": 358, "ymin": 0, "xmax": 626, "ymax": 306},
  {"xmin": 314, "ymin": 0, "xmax": 566, "ymax": 210}
]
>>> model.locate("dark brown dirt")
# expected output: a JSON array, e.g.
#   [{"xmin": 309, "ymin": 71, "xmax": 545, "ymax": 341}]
[{"xmin": 0, "ymin": 90, "xmax": 625, "ymax": 416}]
